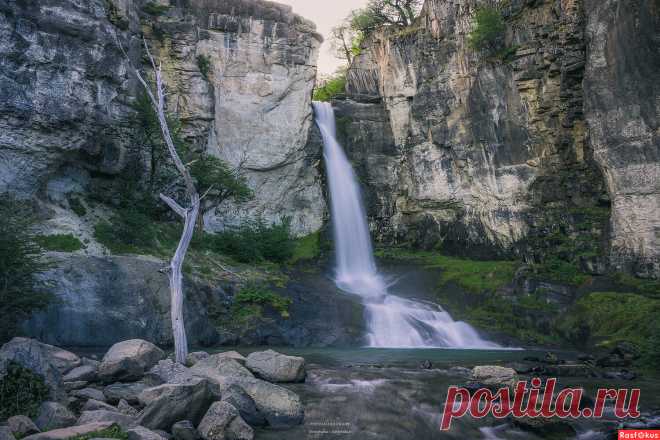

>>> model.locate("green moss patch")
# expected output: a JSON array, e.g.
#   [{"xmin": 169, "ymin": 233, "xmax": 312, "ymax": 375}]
[
  {"xmin": 36, "ymin": 234, "xmax": 84, "ymax": 252},
  {"xmin": 289, "ymin": 231, "xmax": 321, "ymax": 264},
  {"xmin": 0, "ymin": 362, "xmax": 50, "ymax": 419},
  {"xmin": 313, "ymin": 74, "xmax": 346, "ymax": 102},
  {"xmin": 70, "ymin": 425, "xmax": 128, "ymax": 440}
]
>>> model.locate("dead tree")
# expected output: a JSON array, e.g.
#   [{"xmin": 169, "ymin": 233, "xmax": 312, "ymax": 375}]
[{"xmin": 132, "ymin": 40, "xmax": 199, "ymax": 364}]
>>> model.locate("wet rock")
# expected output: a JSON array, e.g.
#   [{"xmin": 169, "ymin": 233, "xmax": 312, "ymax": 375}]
[
  {"xmin": 533, "ymin": 364, "xmax": 596, "ymax": 378},
  {"xmin": 603, "ymin": 370, "xmax": 637, "ymax": 381},
  {"xmin": 138, "ymin": 379, "xmax": 219, "ymax": 431},
  {"xmin": 447, "ymin": 366, "xmax": 472, "ymax": 378},
  {"xmin": 245, "ymin": 350, "xmax": 305, "ymax": 383},
  {"xmin": 7, "ymin": 415, "xmax": 40, "ymax": 437},
  {"xmin": 127, "ymin": 427, "xmax": 167, "ymax": 440},
  {"xmin": 171, "ymin": 421, "xmax": 199, "ymax": 440},
  {"xmin": 64, "ymin": 381, "xmax": 88, "ymax": 392},
  {"xmin": 185, "ymin": 352, "xmax": 210, "ymax": 367},
  {"xmin": 512, "ymin": 416, "xmax": 577, "ymax": 439},
  {"xmin": 22, "ymin": 423, "xmax": 114, "ymax": 440},
  {"xmin": 197, "ymin": 402, "xmax": 253, "ymax": 440},
  {"xmin": 146, "ymin": 360, "xmax": 195, "ymax": 385},
  {"xmin": 104, "ymin": 382, "xmax": 150, "ymax": 405},
  {"xmin": 118, "ymin": 400, "xmax": 139, "ymax": 417},
  {"xmin": 419, "ymin": 360, "xmax": 432, "ymax": 370},
  {"xmin": 76, "ymin": 410, "xmax": 136, "ymax": 430},
  {"xmin": 81, "ymin": 399, "xmax": 118, "ymax": 413},
  {"xmin": 0, "ymin": 427, "xmax": 16, "ymax": 440},
  {"xmin": 63, "ymin": 365, "xmax": 97, "ymax": 383},
  {"xmin": 34, "ymin": 402, "xmax": 77, "ymax": 431},
  {"xmin": 98, "ymin": 340, "xmax": 165, "ymax": 383},
  {"xmin": 220, "ymin": 385, "xmax": 266, "ymax": 427},
  {"xmin": 72, "ymin": 388, "xmax": 106, "ymax": 402},
  {"xmin": 471, "ymin": 366, "xmax": 517, "ymax": 387}
]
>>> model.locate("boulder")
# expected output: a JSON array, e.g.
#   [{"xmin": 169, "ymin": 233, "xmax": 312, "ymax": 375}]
[
  {"xmin": 212, "ymin": 352, "xmax": 246, "ymax": 365},
  {"xmin": 245, "ymin": 350, "xmax": 305, "ymax": 383},
  {"xmin": 64, "ymin": 381, "xmax": 88, "ymax": 392},
  {"xmin": 118, "ymin": 400, "xmax": 139, "ymax": 417},
  {"xmin": 104, "ymin": 382, "xmax": 150, "ymax": 405},
  {"xmin": 171, "ymin": 421, "xmax": 199, "ymax": 440},
  {"xmin": 138, "ymin": 379, "xmax": 219, "ymax": 431},
  {"xmin": 146, "ymin": 360, "xmax": 195, "ymax": 385},
  {"xmin": 471, "ymin": 366, "xmax": 517, "ymax": 387},
  {"xmin": 34, "ymin": 402, "xmax": 77, "ymax": 431},
  {"xmin": 0, "ymin": 427, "xmax": 16, "ymax": 440},
  {"xmin": 7, "ymin": 415, "xmax": 40, "ymax": 437},
  {"xmin": 190, "ymin": 356, "xmax": 253, "ymax": 383},
  {"xmin": 185, "ymin": 352, "xmax": 210, "ymax": 367},
  {"xmin": 220, "ymin": 385, "xmax": 265, "ymax": 427},
  {"xmin": 22, "ymin": 422, "xmax": 114, "ymax": 440},
  {"xmin": 0, "ymin": 338, "xmax": 81, "ymax": 400},
  {"xmin": 216, "ymin": 377, "xmax": 303, "ymax": 428},
  {"xmin": 77, "ymin": 410, "xmax": 136, "ymax": 430},
  {"xmin": 197, "ymin": 402, "xmax": 253, "ymax": 440},
  {"xmin": 98, "ymin": 340, "xmax": 164, "ymax": 383},
  {"xmin": 82, "ymin": 399, "xmax": 118, "ymax": 413},
  {"xmin": 127, "ymin": 427, "xmax": 167, "ymax": 440},
  {"xmin": 63, "ymin": 365, "xmax": 97, "ymax": 383},
  {"xmin": 72, "ymin": 388, "xmax": 106, "ymax": 402}
]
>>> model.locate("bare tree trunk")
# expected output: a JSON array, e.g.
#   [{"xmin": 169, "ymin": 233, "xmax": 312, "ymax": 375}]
[{"xmin": 132, "ymin": 39, "xmax": 200, "ymax": 364}]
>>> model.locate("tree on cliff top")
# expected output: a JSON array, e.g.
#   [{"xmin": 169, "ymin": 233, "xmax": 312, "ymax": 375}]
[
  {"xmin": 468, "ymin": 6, "xmax": 506, "ymax": 53},
  {"xmin": 0, "ymin": 197, "xmax": 51, "ymax": 343},
  {"xmin": 352, "ymin": 0, "xmax": 422, "ymax": 33}
]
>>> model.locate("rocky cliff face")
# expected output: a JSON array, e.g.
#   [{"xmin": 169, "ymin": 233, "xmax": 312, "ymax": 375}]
[{"xmin": 341, "ymin": 0, "xmax": 658, "ymax": 276}]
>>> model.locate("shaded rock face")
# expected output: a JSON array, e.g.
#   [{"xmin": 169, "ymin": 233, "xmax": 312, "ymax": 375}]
[
  {"xmin": 341, "ymin": 0, "xmax": 658, "ymax": 276},
  {"xmin": 0, "ymin": 0, "xmax": 325, "ymax": 236}
]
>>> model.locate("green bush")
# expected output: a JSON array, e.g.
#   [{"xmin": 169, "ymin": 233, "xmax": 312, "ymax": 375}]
[
  {"xmin": 290, "ymin": 231, "xmax": 321, "ymax": 263},
  {"xmin": 0, "ymin": 198, "xmax": 51, "ymax": 342},
  {"xmin": 70, "ymin": 425, "xmax": 128, "ymax": 440},
  {"xmin": 197, "ymin": 55, "xmax": 211, "ymax": 79},
  {"xmin": 142, "ymin": 2, "xmax": 169, "ymax": 16},
  {"xmin": 36, "ymin": 234, "xmax": 84, "ymax": 252},
  {"xmin": 94, "ymin": 207, "xmax": 157, "ymax": 254},
  {"xmin": 204, "ymin": 219, "xmax": 296, "ymax": 264},
  {"xmin": 313, "ymin": 74, "xmax": 347, "ymax": 102},
  {"xmin": 468, "ymin": 7, "xmax": 506, "ymax": 53},
  {"xmin": 0, "ymin": 362, "xmax": 50, "ymax": 419},
  {"xmin": 232, "ymin": 283, "xmax": 292, "ymax": 321},
  {"xmin": 68, "ymin": 196, "xmax": 87, "ymax": 217}
]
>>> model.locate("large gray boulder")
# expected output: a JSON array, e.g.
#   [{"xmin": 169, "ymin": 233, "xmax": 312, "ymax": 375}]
[
  {"xmin": 245, "ymin": 350, "xmax": 305, "ymax": 383},
  {"xmin": 471, "ymin": 366, "xmax": 517, "ymax": 387},
  {"xmin": 34, "ymin": 402, "xmax": 77, "ymax": 431},
  {"xmin": 63, "ymin": 365, "xmax": 97, "ymax": 383},
  {"xmin": 72, "ymin": 388, "xmax": 106, "ymax": 402},
  {"xmin": 77, "ymin": 410, "xmax": 136, "ymax": 430},
  {"xmin": 185, "ymin": 352, "xmax": 210, "ymax": 367},
  {"xmin": 197, "ymin": 402, "xmax": 253, "ymax": 440},
  {"xmin": 127, "ymin": 426, "xmax": 167, "ymax": 440},
  {"xmin": 7, "ymin": 416, "xmax": 40, "ymax": 437},
  {"xmin": 104, "ymin": 382, "xmax": 150, "ymax": 405},
  {"xmin": 81, "ymin": 399, "xmax": 118, "ymax": 413},
  {"xmin": 190, "ymin": 356, "xmax": 254, "ymax": 383},
  {"xmin": 220, "ymin": 385, "xmax": 265, "ymax": 427},
  {"xmin": 117, "ymin": 400, "xmax": 139, "ymax": 417},
  {"xmin": 98, "ymin": 340, "xmax": 165, "ymax": 383},
  {"xmin": 138, "ymin": 379, "xmax": 219, "ymax": 431},
  {"xmin": 171, "ymin": 421, "xmax": 199, "ymax": 440},
  {"xmin": 0, "ymin": 338, "xmax": 80, "ymax": 400},
  {"xmin": 22, "ymin": 422, "xmax": 114, "ymax": 440},
  {"xmin": 145, "ymin": 359, "xmax": 196, "ymax": 385}
]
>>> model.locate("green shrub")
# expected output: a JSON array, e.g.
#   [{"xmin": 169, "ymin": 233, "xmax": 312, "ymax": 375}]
[
  {"xmin": 531, "ymin": 257, "xmax": 591, "ymax": 286},
  {"xmin": 232, "ymin": 283, "xmax": 292, "ymax": 321},
  {"xmin": 142, "ymin": 2, "xmax": 169, "ymax": 16},
  {"xmin": 0, "ymin": 362, "xmax": 50, "ymax": 419},
  {"xmin": 0, "ymin": 198, "xmax": 51, "ymax": 342},
  {"xmin": 313, "ymin": 74, "xmax": 347, "ymax": 102},
  {"xmin": 468, "ymin": 7, "xmax": 506, "ymax": 53},
  {"xmin": 36, "ymin": 234, "xmax": 84, "ymax": 252},
  {"xmin": 70, "ymin": 425, "xmax": 128, "ymax": 440},
  {"xmin": 290, "ymin": 231, "xmax": 321, "ymax": 263},
  {"xmin": 204, "ymin": 219, "xmax": 296, "ymax": 264},
  {"xmin": 67, "ymin": 195, "xmax": 87, "ymax": 217},
  {"xmin": 94, "ymin": 207, "xmax": 157, "ymax": 254},
  {"xmin": 197, "ymin": 55, "xmax": 211, "ymax": 79}
]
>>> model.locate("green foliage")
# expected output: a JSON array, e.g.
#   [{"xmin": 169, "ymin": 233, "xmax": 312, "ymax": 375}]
[
  {"xmin": 531, "ymin": 257, "xmax": 591, "ymax": 286},
  {"xmin": 232, "ymin": 283, "xmax": 292, "ymax": 322},
  {"xmin": 70, "ymin": 425, "xmax": 128, "ymax": 440},
  {"xmin": 203, "ymin": 219, "xmax": 296, "ymax": 264},
  {"xmin": 350, "ymin": 0, "xmax": 422, "ymax": 34},
  {"xmin": 612, "ymin": 272, "xmax": 660, "ymax": 297},
  {"xmin": 36, "ymin": 234, "xmax": 84, "ymax": 253},
  {"xmin": 313, "ymin": 74, "xmax": 347, "ymax": 102},
  {"xmin": 290, "ymin": 231, "xmax": 321, "ymax": 264},
  {"xmin": 197, "ymin": 55, "xmax": 211, "ymax": 79},
  {"xmin": 0, "ymin": 198, "xmax": 51, "ymax": 343},
  {"xmin": 94, "ymin": 206, "xmax": 157, "ymax": 254},
  {"xmin": 189, "ymin": 154, "xmax": 253, "ymax": 214},
  {"xmin": 468, "ymin": 7, "xmax": 506, "ymax": 53},
  {"xmin": 67, "ymin": 195, "xmax": 87, "ymax": 217},
  {"xmin": 0, "ymin": 362, "xmax": 50, "ymax": 419},
  {"xmin": 142, "ymin": 2, "xmax": 169, "ymax": 16}
]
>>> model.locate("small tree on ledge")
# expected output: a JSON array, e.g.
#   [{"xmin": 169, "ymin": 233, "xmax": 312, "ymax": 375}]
[{"xmin": 468, "ymin": 6, "xmax": 506, "ymax": 54}]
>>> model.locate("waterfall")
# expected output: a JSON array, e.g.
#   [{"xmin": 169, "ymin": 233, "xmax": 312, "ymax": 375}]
[{"xmin": 313, "ymin": 101, "xmax": 500, "ymax": 349}]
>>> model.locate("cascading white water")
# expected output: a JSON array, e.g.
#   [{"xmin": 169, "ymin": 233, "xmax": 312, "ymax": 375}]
[{"xmin": 313, "ymin": 101, "xmax": 500, "ymax": 349}]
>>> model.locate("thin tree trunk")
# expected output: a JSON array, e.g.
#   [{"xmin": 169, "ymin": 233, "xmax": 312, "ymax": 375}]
[{"xmin": 132, "ymin": 39, "xmax": 200, "ymax": 364}]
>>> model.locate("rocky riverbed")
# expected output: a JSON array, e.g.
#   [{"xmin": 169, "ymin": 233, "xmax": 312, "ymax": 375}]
[{"xmin": 2, "ymin": 338, "xmax": 659, "ymax": 440}]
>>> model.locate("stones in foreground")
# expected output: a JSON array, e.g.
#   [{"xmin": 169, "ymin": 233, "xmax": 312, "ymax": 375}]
[
  {"xmin": 245, "ymin": 349, "xmax": 306, "ymax": 383},
  {"xmin": 470, "ymin": 365, "xmax": 517, "ymax": 388},
  {"xmin": 0, "ymin": 338, "xmax": 306, "ymax": 440}
]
